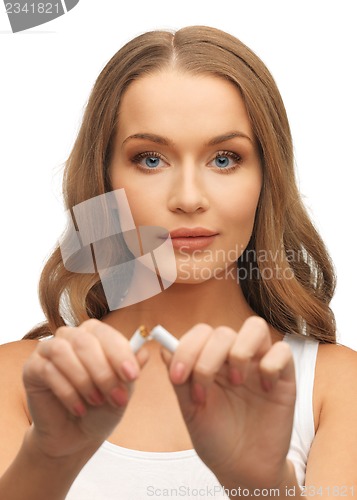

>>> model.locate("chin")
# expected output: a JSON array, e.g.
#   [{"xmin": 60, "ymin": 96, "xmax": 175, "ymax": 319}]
[
  {"xmin": 174, "ymin": 265, "xmax": 219, "ymax": 284},
  {"xmin": 174, "ymin": 276, "xmax": 210, "ymax": 285}
]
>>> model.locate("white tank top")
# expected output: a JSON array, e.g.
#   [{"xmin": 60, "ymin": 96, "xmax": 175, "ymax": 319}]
[{"xmin": 66, "ymin": 333, "xmax": 319, "ymax": 499}]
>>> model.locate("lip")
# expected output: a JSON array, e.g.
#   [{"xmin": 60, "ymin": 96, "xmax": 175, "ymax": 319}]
[
  {"xmin": 161, "ymin": 227, "xmax": 219, "ymax": 251},
  {"xmin": 168, "ymin": 227, "xmax": 219, "ymax": 238}
]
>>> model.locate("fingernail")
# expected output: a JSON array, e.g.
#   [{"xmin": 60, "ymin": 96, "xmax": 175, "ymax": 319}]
[
  {"xmin": 229, "ymin": 367, "xmax": 243, "ymax": 385},
  {"xmin": 88, "ymin": 389, "xmax": 105, "ymax": 406},
  {"xmin": 172, "ymin": 362, "xmax": 186, "ymax": 382},
  {"xmin": 110, "ymin": 386, "xmax": 128, "ymax": 407},
  {"xmin": 73, "ymin": 401, "xmax": 86, "ymax": 417},
  {"xmin": 192, "ymin": 382, "xmax": 206, "ymax": 405},
  {"xmin": 122, "ymin": 360, "xmax": 138, "ymax": 381},
  {"xmin": 262, "ymin": 378, "xmax": 273, "ymax": 392}
]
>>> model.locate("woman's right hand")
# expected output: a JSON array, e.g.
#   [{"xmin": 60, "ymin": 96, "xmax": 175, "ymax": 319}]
[{"xmin": 22, "ymin": 319, "xmax": 149, "ymax": 460}]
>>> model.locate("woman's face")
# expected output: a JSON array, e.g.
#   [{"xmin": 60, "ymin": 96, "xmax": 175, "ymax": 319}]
[{"xmin": 109, "ymin": 70, "xmax": 262, "ymax": 283}]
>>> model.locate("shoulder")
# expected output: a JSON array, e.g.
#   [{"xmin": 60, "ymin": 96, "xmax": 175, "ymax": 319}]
[
  {"xmin": 318, "ymin": 340, "xmax": 357, "ymax": 379},
  {"xmin": 0, "ymin": 338, "xmax": 39, "ymax": 370},
  {"xmin": 0, "ymin": 338, "xmax": 40, "ymax": 380},
  {"xmin": 0, "ymin": 339, "xmax": 39, "ymax": 417},
  {"xmin": 314, "ymin": 341, "xmax": 357, "ymax": 430},
  {"xmin": 0, "ymin": 340, "xmax": 39, "ymax": 474},
  {"xmin": 316, "ymin": 341, "xmax": 357, "ymax": 387},
  {"xmin": 305, "ymin": 342, "xmax": 357, "ymax": 484}
]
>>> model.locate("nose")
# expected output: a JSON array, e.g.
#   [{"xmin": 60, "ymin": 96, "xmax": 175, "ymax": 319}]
[{"xmin": 167, "ymin": 163, "xmax": 210, "ymax": 214}]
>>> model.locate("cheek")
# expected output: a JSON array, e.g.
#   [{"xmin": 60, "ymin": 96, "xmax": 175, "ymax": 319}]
[
  {"xmin": 115, "ymin": 182, "xmax": 159, "ymax": 226},
  {"xmin": 222, "ymin": 176, "xmax": 261, "ymax": 228}
]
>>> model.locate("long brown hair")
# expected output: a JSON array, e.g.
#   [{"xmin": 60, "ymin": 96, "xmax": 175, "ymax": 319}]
[{"xmin": 24, "ymin": 26, "xmax": 336, "ymax": 343}]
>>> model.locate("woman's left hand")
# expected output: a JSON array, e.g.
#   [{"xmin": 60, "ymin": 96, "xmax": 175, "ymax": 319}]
[{"xmin": 160, "ymin": 316, "xmax": 296, "ymax": 491}]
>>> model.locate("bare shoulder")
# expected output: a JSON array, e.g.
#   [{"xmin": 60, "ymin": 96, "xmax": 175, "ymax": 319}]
[
  {"xmin": 0, "ymin": 339, "xmax": 39, "ymax": 414},
  {"xmin": 311, "ymin": 341, "xmax": 355, "ymax": 431},
  {"xmin": 315, "ymin": 341, "xmax": 357, "ymax": 414},
  {"xmin": 317, "ymin": 340, "xmax": 357, "ymax": 364},
  {"xmin": 315, "ymin": 341, "xmax": 357, "ymax": 393},
  {"xmin": 0, "ymin": 339, "xmax": 39, "ymax": 475},
  {"xmin": 306, "ymin": 341, "xmax": 357, "ymax": 486},
  {"xmin": 0, "ymin": 339, "xmax": 39, "ymax": 385},
  {"xmin": 0, "ymin": 338, "xmax": 39, "ymax": 363}
]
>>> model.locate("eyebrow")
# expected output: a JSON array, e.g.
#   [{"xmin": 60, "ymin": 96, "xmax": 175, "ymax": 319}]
[
  {"xmin": 122, "ymin": 131, "xmax": 253, "ymax": 147},
  {"xmin": 207, "ymin": 131, "xmax": 253, "ymax": 145}
]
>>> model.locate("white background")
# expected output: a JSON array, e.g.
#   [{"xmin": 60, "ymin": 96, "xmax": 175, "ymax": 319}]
[{"xmin": 0, "ymin": 1, "xmax": 356, "ymax": 348}]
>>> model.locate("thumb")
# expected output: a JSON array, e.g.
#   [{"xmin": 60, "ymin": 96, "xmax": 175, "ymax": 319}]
[
  {"xmin": 160, "ymin": 349, "xmax": 202, "ymax": 424},
  {"xmin": 135, "ymin": 346, "xmax": 151, "ymax": 369},
  {"xmin": 160, "ymin": 347, "xmax": 173, "ymax": 368}
]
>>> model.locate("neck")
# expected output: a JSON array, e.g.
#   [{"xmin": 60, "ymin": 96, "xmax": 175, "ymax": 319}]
[{"xmin": 102, "ymin": 264, "xmax": 260, "ymax": 340}]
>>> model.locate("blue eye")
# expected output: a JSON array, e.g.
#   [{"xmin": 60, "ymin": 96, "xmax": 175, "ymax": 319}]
[
  {"xmin": 215, "ymin": 155, "xmax": 230, "ymax": 168},
  {"xmin": 211, "ymin": 151, "xmax": 242, "ymax": 172},
  {"xmin": 131, "ymin": 152, "xmax": 166, "ymax": 173},
  {"xmin": 130, "ymin": 150, "xmax": 242, "ymax": 175},
  {"xmin": 145, "ymin": 157, "xmax": 161, "ymax": 168}
]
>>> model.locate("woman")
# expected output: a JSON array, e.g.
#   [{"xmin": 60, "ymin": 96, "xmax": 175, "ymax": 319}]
[{"xmin": 0, "ymin": 26, "xmax": 356, "ymax": 499}]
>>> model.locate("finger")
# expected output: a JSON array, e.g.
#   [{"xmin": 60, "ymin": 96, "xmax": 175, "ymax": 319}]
[
  {"xmin": 57, "ymin": 320, "xmax": 141, "ymax": 384},
  {"xmin": 85, "ymin": 320, "xmax": 141, "ymax": 380},
  {"xmin": 190, "ymin": 326, "xmax": 237, "ymax": 391},
  {"xmin": 160, "ymin": 347, "xmax": 173, "ymax": 369},
  {"xmin": 228, "ymin": 316, "xmax": 272, "ymax": 383},
  {"xmin": 24, "ymin": 350, "xmax": 87, "ymax": 418},
  {"xmin": 135, "ymin": 346, "xmax": 150, "ymax": 369},
  {"xmin": 72, "ymin": 319, "xmax": 142, "ymax": 382},
  {"xmin": 167, "ymin": 323, "xmax": 213, "ymax": 384},
  {"xmin": 38, "ymin": 337, "xmax": 106, "ymax": 407},
  {"xmin": 160, "ymin": 346, "xmax": 203, "ymax": 418},
  {"xmin": 259, "ymin": 341, "xmax": 295, "ymax": 392},
  {"xmin": 56, "ymin": 323, "xmax": 137, "ymax": 408}
]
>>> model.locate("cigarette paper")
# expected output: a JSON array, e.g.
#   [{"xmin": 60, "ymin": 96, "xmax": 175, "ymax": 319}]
[
  {"xmin": 150, "ymin": 325, "xmax": 179, "ymax": 353},
  {"xmin": 129, "ymin": 325, "xmax": 150, "ymax": 353}
]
